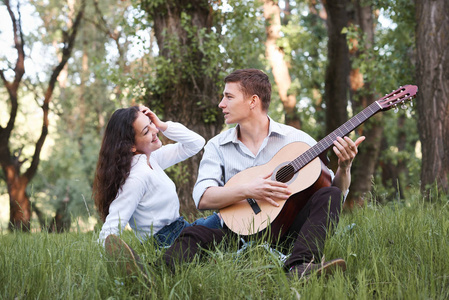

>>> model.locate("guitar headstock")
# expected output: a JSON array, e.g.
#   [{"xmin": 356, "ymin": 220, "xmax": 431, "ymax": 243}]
[{"xmin": 376, "ymin": 85, "xmax": 418, "ymax": 111}]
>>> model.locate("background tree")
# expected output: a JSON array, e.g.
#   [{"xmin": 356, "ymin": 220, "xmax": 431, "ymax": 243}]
[
  {"xmin": 0, "ymin": 0, "xmax": 85, "ymax": 231},
  {"xmin": 344, "ymin": 1, "xmax": 383, "ymax": 207},
  {"xmin": 415, "ymin": 0, "xmax": 449, "ymax": 195},
  {"xmin": 324, "ymin": 0, "xmax": 350, "ymax": 145},
  {"xmin": 322, "ymin": 0, "xmax": 350, "ymax": 170},
  {"xmin": 264, "ymin": 0, "xmax": 301, "ymax": 128}
]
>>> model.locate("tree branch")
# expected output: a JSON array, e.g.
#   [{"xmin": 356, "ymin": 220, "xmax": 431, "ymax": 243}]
[
  {"xmin": 2, "ymin": 0, "xmax": 25, "ymax": 136},
  {"xmin": 90, "ymin": 0, "xmax": 124, "ymax": 58},
  {"xmin": 24, "ymin": 0, "xmax": 86, "ymax": 181}
]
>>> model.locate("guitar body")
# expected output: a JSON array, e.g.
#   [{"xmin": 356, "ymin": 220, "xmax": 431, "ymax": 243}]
[{"xmin": 220, "ymin": 142, "xmax": 332, "ymax": 239}]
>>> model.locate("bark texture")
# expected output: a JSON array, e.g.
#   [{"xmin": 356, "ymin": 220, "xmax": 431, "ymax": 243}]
[
  {"xmin": 323, "ymin": 0, "xmax": 350, "ymax": 147},
  {"xmin": 415, "ymin": 0, "xmax": 449, "ymax": 194},
  {"xmin": 142, "ymin": 0, "xmax": 224, "ymax": 216}
]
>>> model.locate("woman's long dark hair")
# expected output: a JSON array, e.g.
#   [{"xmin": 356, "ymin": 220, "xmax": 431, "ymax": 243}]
[{"xmin": 93, "ymin": 106, "xmax": 140, "ymax": 222}]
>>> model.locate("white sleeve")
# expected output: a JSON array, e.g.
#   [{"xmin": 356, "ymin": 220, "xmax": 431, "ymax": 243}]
[
  {"xmin": 153, "ymin": 121, "xmax": 205, "ymax": 170},
  {"xmin": 97, "ymin": 176, "xmax": 145, "ymax": 247},
  {"xmin": 192, "ymin": 139, "xmax": 224, "ymax": 208}
]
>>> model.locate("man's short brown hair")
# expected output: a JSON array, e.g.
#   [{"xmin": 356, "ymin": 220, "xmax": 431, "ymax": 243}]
[{"xmin": 224, "ymin": 69, "xmax": 271, "ymax": 111}]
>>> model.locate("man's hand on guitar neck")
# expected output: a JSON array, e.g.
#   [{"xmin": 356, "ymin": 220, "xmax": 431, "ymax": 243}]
[
  {"xmin": 198, "ymin": 172, "xmax": 291, "ymax": 210},
  {"xmin": 332, "ymin": 136, "xmax": 366, "ymax": 194}
]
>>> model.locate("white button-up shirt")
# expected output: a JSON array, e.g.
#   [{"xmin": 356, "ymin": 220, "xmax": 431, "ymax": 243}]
[{"xmin": 193, "ymin": 117, "xmax": 336, "ymax": 208}]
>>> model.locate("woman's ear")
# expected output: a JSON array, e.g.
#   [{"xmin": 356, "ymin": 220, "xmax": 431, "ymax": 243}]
[{"xmin": 131, "ymin": 145, "xmax": 136, "ymax": 153}]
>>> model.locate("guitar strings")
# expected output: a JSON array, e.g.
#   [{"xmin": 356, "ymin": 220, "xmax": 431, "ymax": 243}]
[{"xmin": 274, "ymin": 103, "xmax": 379, "ymax": 183}]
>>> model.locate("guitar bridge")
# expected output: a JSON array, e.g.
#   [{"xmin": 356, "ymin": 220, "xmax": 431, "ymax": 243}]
[{"xmin": 246, "ymin": 198, "xmax": 261, "ymax": 215}]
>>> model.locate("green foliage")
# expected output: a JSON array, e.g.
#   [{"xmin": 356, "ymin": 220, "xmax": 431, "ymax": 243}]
[
  {"xmin": 1, "ymin": 192, "xmax": 448, "ymax": 299},
  {"xmin": 126, "ymin": 0, "xmax": 266, "ymax": 100},
  {"xmin": 31, "ymin": 132, "xmax": 100, "ymax": 224},
  {"xmin": 215, "ymin": 0, "xmax": 266, "ymax": 71}
]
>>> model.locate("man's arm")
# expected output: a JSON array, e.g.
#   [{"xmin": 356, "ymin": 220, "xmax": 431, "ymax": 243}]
[
  {"xmin": 198, "ymin": 173, "xmax": 291, "ymax": 210},
  {"xmin": 331, "ymin": 136, "xmax": 365, "ymax": 194},
  {"xmin": 193, "ymin": 139, "xmax": 291, "ymax": 210}
]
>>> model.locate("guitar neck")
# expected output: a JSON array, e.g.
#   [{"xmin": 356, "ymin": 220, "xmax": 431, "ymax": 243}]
[{"xmin": 291, "ymin": 101, "xmax": 381, "ymax": 171}]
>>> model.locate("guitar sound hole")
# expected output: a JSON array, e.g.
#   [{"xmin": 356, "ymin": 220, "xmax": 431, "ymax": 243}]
[{"xmin": 275, "ymin": 164, "xmax": 295, "ymax": 183}]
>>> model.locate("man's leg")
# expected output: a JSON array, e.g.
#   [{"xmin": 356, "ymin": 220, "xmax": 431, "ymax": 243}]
[
  {"xmin": 284, "ymin": 186, "xmax": 343, "ymax": 269},
  {"xmin": 163, "ymin": 225, "xmax": 228, "ymax": 270}
]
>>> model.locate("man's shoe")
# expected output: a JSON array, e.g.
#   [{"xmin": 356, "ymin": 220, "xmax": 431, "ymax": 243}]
[
  {"xmin": 289, "ymin": 258, "xmax": 346, "ymax": 280},
  {"xmin": 105, "ymin": 234, "xmax": 149, "ymax": 282}
]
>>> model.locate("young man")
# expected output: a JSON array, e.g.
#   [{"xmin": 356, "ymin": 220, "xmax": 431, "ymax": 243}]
[
  {"xmin": 106, "ymin": 69, "xmax": 364, "ymax": 279},
  {"xmin": 160, "ymin": 68, "xmax": 365, "ymax": 277}
]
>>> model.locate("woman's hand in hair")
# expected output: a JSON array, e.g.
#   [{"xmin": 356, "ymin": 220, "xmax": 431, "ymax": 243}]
[{"xmin": 139, "ymin": 106, "xmax": 168, "ymax": 131}]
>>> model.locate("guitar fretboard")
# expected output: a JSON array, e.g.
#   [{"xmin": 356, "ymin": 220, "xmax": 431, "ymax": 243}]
[{"xmin": 290, "ymin": 101, "xmax": 381, "ymax": 172}]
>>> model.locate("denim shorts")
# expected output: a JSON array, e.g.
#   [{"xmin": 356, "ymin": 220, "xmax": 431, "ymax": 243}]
[{"xmin": 153, "ymin": 212, "xmax": 221, "ymax": 248}]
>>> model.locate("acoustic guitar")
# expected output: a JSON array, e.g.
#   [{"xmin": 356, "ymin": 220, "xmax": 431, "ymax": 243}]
[{"xmin": 219, "ymin": 85, "xmax": 418, "ymax": 239}]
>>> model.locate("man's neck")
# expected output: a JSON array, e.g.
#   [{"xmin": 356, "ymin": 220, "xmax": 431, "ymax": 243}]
[{"xmin": 237, "ymin": 114, "xmax": 270, "ymax": 156}]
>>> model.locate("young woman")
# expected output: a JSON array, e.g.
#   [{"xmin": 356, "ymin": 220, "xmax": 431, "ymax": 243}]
[{"xmin": 94, "ymin": 106, "xmax": 221, "ymax": 249}]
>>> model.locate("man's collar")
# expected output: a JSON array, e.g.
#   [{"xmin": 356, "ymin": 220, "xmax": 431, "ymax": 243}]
[
  {"xmin": 268, "ymin": 116, "xmax": 288, "ymax": 137},
  {"xmin": 219, "ymin": 116, "xmax": 287, "ymax": 145}
]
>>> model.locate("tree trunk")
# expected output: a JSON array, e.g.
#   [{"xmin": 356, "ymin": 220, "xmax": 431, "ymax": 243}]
[
  {"xmin": 415, "ymin": 0, "xmax": 449, "ymax": 195},
  {"xmin": 5, "ymin": 165, "xmax": 31, "ymax": 231},
  {"xmin": 345, "ymin": 1, "xmax": 383, "ymax": 208},
  {"xmin": 142, "ymin": 0, "xmax": 223, "ymax": 218},
  {"xmin": 322, "ymin": 0, "xmax": 350, "ymax": 171},
  {"xmin": 264, "ymin": 0, "xmax": 301, "ymax": 129}
]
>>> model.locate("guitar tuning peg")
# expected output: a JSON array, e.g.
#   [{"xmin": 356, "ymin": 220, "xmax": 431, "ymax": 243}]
[
  {"xmin": 394, "ymin": 106, "xmax": 399, "ymax": 113},
  {"xmin": 401, "ymin": 103, "xmax": 407, "ymax": 110},
  {"xmin": 410, "ymin": 100, "xmax": 413, "ymax": 107}
]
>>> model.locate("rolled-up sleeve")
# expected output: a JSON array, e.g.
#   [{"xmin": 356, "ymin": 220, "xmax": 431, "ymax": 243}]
[{"xmin": 192, "ymin": 139, "xmax": 225, "ymax": 208}]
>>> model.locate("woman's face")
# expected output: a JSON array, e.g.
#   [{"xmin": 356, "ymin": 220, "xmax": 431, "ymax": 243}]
[{"xmin": 132, "ymin": 111, "xmax": 161, "ymax": 156}]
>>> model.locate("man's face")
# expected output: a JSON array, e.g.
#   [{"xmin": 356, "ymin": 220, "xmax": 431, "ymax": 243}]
[{"xmin": 219, "ymin": 82, "xmax": 252, "ymax": 124}]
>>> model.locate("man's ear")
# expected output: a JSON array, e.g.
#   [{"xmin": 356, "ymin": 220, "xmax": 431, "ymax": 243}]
[{"xmin": 250, "ymin": 95, "xmax": 259, "ymax": 110}]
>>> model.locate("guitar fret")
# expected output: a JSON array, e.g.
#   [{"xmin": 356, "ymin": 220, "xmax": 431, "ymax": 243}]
[{"xmin": 292, "ymin": 102, "xmax": 381, "ymax": 171}]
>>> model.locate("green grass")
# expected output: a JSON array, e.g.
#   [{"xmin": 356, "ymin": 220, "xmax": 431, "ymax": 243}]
[{"xmin": 1, "ymin": 194, "xmax": 448, "ymax": 299}]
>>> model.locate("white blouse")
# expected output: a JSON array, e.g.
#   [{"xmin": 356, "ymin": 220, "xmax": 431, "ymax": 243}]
[{"xmin": 98, "ymin": 121, "xmax": 205, "ymax": 245}]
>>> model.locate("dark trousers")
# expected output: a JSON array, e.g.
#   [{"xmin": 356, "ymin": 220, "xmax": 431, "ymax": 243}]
[{"xmin": 163, "ymin": 186, "xmax": 342, "ymax": 270}]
